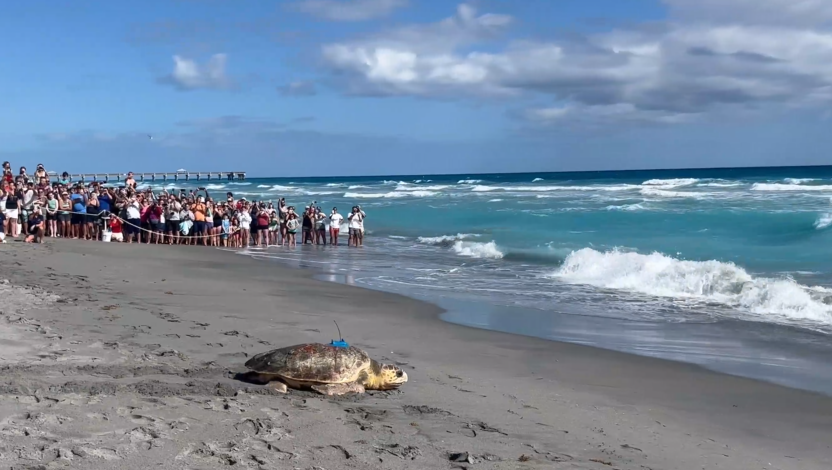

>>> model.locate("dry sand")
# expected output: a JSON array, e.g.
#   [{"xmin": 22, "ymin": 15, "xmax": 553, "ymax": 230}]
[{"xmin": 0, "ymin": 240, "xmax": 830, "ymax": 470}]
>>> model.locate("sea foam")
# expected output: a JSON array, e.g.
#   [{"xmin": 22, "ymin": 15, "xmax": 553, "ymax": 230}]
[
  {"xmin": 451, "ymin": 241, "xmax": 504, "ymax": 259},
  {"xmin": 640, "ymin": 187, "xmax": 712, "ymax": 199},
  {"xmin": 417, "ymin": 233, "xmax": 480, "ymax": 246},
  {"xmin": 551, "ymin": 248, "xmax": 832, "ymax": 328},
  {"xmin": 752, "ymin": 183, "xmax": 832, "ymax": 191},
  {"xmin": 642, "ymin": 178, "xmax": 699, "ymax": 188},
  {"xmin": 343, "ymin": 191, "xmax": 438, "ymax": 199},
  {"xmin": 815, "ymin": 213, "xmax": 832, "ymax": 230}
]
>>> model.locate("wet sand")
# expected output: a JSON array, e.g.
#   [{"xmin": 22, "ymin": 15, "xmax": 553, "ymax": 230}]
[{"xmin": 0, "ymin": 240, "xmax": 830, "ymax": 470}]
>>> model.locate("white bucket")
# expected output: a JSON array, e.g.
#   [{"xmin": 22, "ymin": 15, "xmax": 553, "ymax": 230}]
[{"xmin": 101, "ymin": 231, "xmax": 112, "ymax": 243}]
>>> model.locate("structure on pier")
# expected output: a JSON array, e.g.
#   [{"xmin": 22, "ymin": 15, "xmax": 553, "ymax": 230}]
[{"xmin": 49, "ymin": 171, "xmax": 246, "ymax": 184}]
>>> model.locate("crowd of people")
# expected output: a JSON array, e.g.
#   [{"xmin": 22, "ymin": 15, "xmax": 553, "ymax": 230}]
[{"xmin": 1, "ymin": 162, "xmax": 368, "ymax": 247}]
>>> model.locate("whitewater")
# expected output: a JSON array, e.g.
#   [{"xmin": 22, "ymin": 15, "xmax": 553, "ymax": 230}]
[{"xmin": 199, "ymin": 166, "xmax": 832, "ymax": 393}]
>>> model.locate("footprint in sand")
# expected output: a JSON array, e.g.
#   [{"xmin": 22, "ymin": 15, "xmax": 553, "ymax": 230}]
[
  {"xmin": 153, "ymin": 311, "xmax": 181, "ymax": 323},
  {"xmin": 130, "ymin": 414, "xmax": 157, "ymax": 425}
]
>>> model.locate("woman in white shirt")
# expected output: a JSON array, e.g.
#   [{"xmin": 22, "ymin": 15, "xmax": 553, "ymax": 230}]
[
  {"xmin": 329, "ymin": 207, "xmax": 343, "ymax": 246},
  {"xmin": 237, "ymin": 204, "xmax": 252, "ymax": 248},
  {"xmin": 347, "ymin": 205, "xmax": 363, "ymax": 247}
]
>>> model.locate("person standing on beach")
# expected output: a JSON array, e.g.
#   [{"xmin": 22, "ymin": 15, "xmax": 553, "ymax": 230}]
[
  {"xmin": 124, "ymin": 196, "xmax": 142, "ymax": 244},
  {"xmin": 302, "ymin": 206, "xmax": 313, "ymax": 244},
  {"xmin": 256, "ymin": 205, "xmax": 270, "ymax": 247},
  {"xmin": 286, "ymin": 209, "xmax": 299, "ymax": 247},
  {"xmin": 238, "ymin": 203, "xmax": 251, "ymax": 248},
  {"xmin": 85, "ymin": 190, "xmax": 100, "ymax": 241},
  {"xmin": 58, "ymin": 191, "xmax": 71, "ymax": 238},
  {"xmin": 357, "ymin": 205, "xmax": 366, "ymax": 245},
  {"xmin": 278, "ymin": 198, "xmax": 288, "ymax": 246},
  {"xmin": 167, "ymin": 198, "xmax": 181, "ymax": 245},
  {"xmin": 45, "ymin": 192, "xmax": 58, "ymax": 237},
  {"xmin": 4, "ymin": 185, "xmax": 20, "ymax": 238},
  {"xmin": 70, "ymin": 186, "xmax": 87, "ymax": 239},
  {"xmin": 348, "ymin": 206, "xmax": 363, "ymax": 247},
  {"xmin": 329, "ymin": 207, "xmax": 343, "ymax": 245},
  {"xmin": 314, "ymin": 207, "xmax": 326, "ymax": 245},
  {"xmin": 21, "ymin": 181, "xmax": 35, "ymax": 234}
]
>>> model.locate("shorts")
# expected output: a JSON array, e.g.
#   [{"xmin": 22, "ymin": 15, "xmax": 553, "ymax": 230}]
[
  {"xmin": 110, "ymin": 232, "xmax": 124, "ymax": 242},
  {"xmin": 258, "ymin": 224, "xmax": 269, "ymax": 231},
  {"xmin": 29, "ymin": 226, "xmax": 41, "ymax": 235},
  {"xmin": 288, "ymin": 229, "xmax": 297, "ymax": 234},
  {"xmin": 58, "ymin": 213, "xmax": 71, "ymax": 223},
  {"xmin": 46, "ymin": 212, "xmax": 56, "ymax": 221},
  {"xmin": 167, "ymin": 220, "xmax": 180, "ymax": 232},
  {"xmin": 151, "ymin": 221, "xmax": 164, "ymax": 232},
  {"xmin": 71, "ymin": 213, "xmax": 85, "ymax": 225},
  {"xmin": 205, "ymin": 221, "xmax": 214, "ymax": 231},
  {"xmin": 349, "ymin": 228, "xmax": 363, "ymax": 239},
  {"xmin": 125, "ymin": 218, "xmax": 141, "ymax": 235},
  {"xmin": 86, "ymin": 213, "xmax": 98, "ymax": 223},
  {"xmin": 194, "ymin": 221, "xmax": 205, "ymax": 233}
]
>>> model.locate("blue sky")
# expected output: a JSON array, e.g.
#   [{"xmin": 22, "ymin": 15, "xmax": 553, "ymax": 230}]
[{"xmin": 2, "ymin": 0, "xmax": 832, "ymax": 176}]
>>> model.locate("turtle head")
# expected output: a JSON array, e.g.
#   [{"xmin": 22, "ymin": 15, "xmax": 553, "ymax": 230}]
[{"xmin": 366, "ymin": 361, "xmax": 408, "ymax": 390}]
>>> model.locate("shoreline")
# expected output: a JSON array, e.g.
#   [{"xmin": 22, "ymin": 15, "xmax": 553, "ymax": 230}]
[
  {"xmin": 252, "ymin": 247, "xmax": 832, "ymax": 397},
  {"xmin": 0, "ymin": 240, "xmax": 830, "ymax": 469}
]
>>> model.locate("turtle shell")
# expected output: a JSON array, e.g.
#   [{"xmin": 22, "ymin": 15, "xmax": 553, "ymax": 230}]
[{"xmin": 245, "ymin": 343, "xmax": 371, "ymax": 384}]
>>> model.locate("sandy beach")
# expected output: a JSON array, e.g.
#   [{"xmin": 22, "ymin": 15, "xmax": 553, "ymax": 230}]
[{"xmin": 0, "ymin": 240, "xmax": 829, "ymax": 470}]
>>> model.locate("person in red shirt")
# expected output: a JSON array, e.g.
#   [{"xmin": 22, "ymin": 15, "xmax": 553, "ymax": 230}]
[{"xmin": 110, "ymin": 217, "xmax": 123, "ymax": 242}]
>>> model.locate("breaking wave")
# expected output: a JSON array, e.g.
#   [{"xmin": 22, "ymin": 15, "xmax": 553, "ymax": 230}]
[
  {"xmin": 343, "ymin": 191, "xmax": 438, "ymax": 199},
  {"xmin": 697, "ymin": 181, "xmax": 743, "ymax": 188},
  {"xmin": 606, "ymin": 203, "xmax": 646, "ymax": 211},
  {"xmin": 395, "ymin": 183, "xmax": 449, "ymax": 191},
  {"xmin": 471, "ymin": 184, "xmax": 637, "ymax": 192},
  {"xmin": 640, "ymin": 187, "xmax": 712, "ymax": 199},
  {"xmin": 752, "ymin": 183, "xmax": 832, "ymax": 191},
  {"xmin": 417, "ymin": 233, "xmax": 480, "ymax": 246},
  {"xmin": 642, "ymin": 178, "xmax": 699, "ymax": 188},
  {"xmin": 458, "ymin": 179, "xmax": 483, "ymax": 184},
  {"xmin": 451, "ymin": 241, "xmax": 504, "ymax": 259},
  {"xmin": 551, "ymin": 248, "xmax": 832, "ymax": 329},
  {"xmin": 815, "ymin": 213, "xmax": 832, "ymax": 230}
]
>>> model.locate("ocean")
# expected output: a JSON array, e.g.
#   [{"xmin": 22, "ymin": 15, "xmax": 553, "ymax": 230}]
[{"xmin": 152, "ymin": 166, "xmax": 832, "ymax": 394}]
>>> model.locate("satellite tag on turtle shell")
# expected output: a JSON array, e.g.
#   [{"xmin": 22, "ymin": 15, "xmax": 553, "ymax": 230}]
[{"xmin": 330, "ymin": 321, "xmax": 349, "ymax": 348}]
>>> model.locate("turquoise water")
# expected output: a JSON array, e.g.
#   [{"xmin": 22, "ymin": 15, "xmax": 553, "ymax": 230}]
[{"xmin": 159, "ymin": 166, "xmax": 832, "ymax": 392}]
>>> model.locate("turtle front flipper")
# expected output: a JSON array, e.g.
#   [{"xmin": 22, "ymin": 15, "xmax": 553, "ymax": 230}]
[{"xmin": 311, "ymin": 382, "xmax": 365, "ymax": 396}]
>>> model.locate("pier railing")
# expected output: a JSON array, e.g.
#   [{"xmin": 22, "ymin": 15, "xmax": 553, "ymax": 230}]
[{"xmin": 48, "ymin": 171, "xmax": 246, "ymax": 183}]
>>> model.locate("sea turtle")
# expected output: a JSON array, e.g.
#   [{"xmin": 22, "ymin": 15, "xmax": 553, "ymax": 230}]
[{"xmin": 244, "ymin": 343, "xmax": 408, "ymax": 396}]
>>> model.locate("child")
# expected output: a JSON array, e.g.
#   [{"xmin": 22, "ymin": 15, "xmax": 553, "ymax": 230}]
[
  {"xmin": 268, "ymin": 213, "xmax": 279, "ymax": 246},
  {"xmin": 221, "ymin": 214, "xmax": 231, "ymax": 247},
  {"xmin": 286, "ymin": 213, "xmax": 299, "ymax": 248}
]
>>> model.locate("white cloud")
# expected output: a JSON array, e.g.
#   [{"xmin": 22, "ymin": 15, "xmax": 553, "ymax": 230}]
[
  {"xmin": 277, "ymin": 80, "xmax": 318, "ymax": 96},
  {"xmin": 294, "ymin": 0, "xmax": 407, "ymax": 21},
  {"xmin": 158, "ymin": 54, "xmax": 231, "ymax": 91},
  {"xmin": 664, "ymin": 0, "xmax": 832, "ymax": 27},
  {"xmin": 321, "ymin": 2, "xmax": 832, "ymax": 125}
]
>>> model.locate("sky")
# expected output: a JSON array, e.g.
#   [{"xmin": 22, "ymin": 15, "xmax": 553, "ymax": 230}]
[{"xmin": 2, "ymin": 0, "xmax": 832, "ymax": 177}]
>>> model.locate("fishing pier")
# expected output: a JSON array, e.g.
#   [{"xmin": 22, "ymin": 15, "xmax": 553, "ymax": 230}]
[{"xmin": 51, "ymin": 171, "xmax": 246, "ymax": 184}]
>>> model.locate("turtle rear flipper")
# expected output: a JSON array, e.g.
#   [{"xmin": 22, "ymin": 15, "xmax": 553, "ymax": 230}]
[{"xmin": 311, "ymin": 382, "xmax": 365, "ymax": 396}]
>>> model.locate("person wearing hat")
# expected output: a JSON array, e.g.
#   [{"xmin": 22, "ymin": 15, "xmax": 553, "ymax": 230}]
[{"xmin": 34, "ymin": 164, "xmax": 47, "ymax": 181}]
